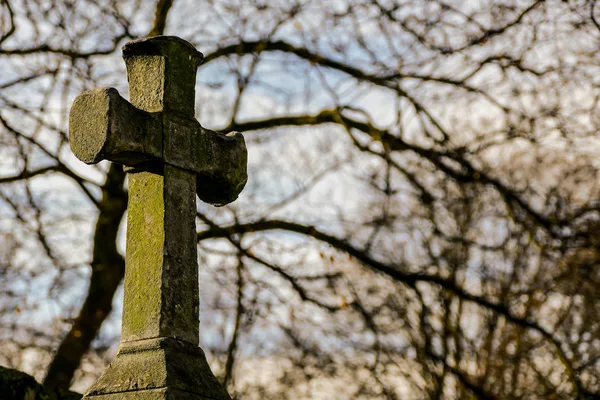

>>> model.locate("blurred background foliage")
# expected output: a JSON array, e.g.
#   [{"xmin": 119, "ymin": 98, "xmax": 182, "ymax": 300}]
[{"xmin": 2, "ymin": 0, "xmax": 600, "ymax": 398}]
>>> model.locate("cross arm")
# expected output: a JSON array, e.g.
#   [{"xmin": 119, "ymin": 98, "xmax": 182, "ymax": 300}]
[
  {"xmin": 69, "ymin": 87, "xmax": 162, "ymax": 167},
  {"xmin": 194, "ymin": 127, "xmax": 247, "ymax": 206},
  {"xmin": 69, "ymin": 87, "xmax": 247, "ymax": 206}
]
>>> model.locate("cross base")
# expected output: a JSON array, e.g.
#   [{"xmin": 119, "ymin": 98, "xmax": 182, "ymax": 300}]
[
  {"xmin": 83, "ymin": 338, "xmax": 230, "ymax": 400},
  {"xmin": 85, "ymin": 388, "xmax": 217, "ymax": 400}
]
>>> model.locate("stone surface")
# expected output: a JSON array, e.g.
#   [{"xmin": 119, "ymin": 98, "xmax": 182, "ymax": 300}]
[
  {"xmin": 84, "ymin": 339, "xmax": 228, "ymax": 400},
  {"xmin": 122, "ymin": 168, "xmax": 199, "ymax": 344},
  {"xmin": 68, "ymin": 36, "xmax": 246, "ymax": 400}
]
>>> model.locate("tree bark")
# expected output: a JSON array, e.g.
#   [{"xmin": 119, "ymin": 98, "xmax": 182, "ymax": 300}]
[{"xmin": 44, "ymin": 164, "xmax": 127, "ymax": 391}]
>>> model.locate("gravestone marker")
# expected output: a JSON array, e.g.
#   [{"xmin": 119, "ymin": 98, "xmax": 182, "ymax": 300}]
[{"xmin": 69, "ymin": 36, "xmax": 247, "ymax": 400}]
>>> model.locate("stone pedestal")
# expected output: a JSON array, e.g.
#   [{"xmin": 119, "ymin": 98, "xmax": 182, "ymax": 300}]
[{"xmin": 84, "ymin": 338, "xmax": 229, "ymax": 400}]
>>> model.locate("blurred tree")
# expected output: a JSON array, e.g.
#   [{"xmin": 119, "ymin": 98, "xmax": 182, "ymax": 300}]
[{"xmin": 1, "ymin": 0, "xmax": 600, "ymax": 399}]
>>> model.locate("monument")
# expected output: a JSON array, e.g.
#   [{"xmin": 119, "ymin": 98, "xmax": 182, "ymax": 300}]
[{"xmin": 68, "ymin": 36, "xmax": 247, "ymax": 400}]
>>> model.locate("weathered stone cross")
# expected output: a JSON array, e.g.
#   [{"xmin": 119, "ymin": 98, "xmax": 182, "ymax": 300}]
[{"xmin": 69, "ymin": 36, "xmax": 246, "ymax": 400}]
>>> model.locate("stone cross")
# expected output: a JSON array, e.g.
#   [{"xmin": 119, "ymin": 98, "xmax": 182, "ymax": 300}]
[{"xmin": 69, "ymin": 36, "xmax": 246, "ymax": 400}]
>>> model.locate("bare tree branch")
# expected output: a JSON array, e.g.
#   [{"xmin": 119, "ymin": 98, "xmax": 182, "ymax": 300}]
[{"xmin": 43, "ymin": 164, "xmax": 127, "ymax": 391}]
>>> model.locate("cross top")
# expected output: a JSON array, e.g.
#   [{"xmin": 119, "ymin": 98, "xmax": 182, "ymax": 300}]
[
  {"xmin": 70, "ymin": 35, "xmax": 247, "ymax": 206},
  {"xmin": 122, "ymin": 36, "xmax": 203, "ymax": 117},
  {"xmin": 69, "ymin": 36, "xmax": 243, "ymax": 400}
]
